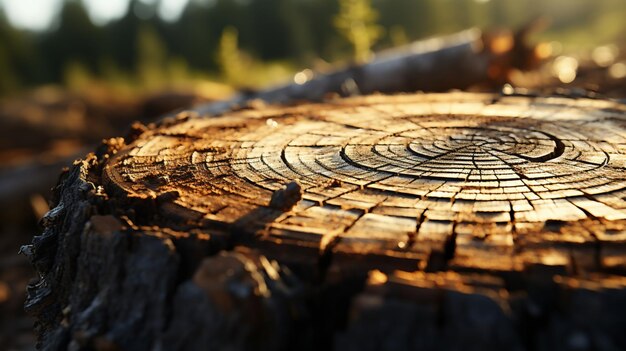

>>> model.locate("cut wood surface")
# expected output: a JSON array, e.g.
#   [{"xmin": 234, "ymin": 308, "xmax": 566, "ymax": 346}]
[{"xmin": 25, "ymin": 93, "xmax": 626, "ymax": 350}]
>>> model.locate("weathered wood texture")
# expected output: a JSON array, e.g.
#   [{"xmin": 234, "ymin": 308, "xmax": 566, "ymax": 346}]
[{"xmin": 25, "ymin": 93, "xmax": 626, "ymax": 350}]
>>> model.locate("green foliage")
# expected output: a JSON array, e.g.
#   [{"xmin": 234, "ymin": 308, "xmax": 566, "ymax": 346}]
[
  {"xmin": 0, "ymin": 44, "xmax": 19, "ymax": 94},
  {"xmin": 165, "ymin": 57, "xmax": 191, "ymax": 87},
  {"xmin": 63, "ymin": 59, "xmax": 93, "ymax": 91},
  {"xmin": 0, "ymin": 0, "xmax": 624, "ymax": 96},
  {"xmin": 216, "ymin": 26, "xmax": 248, "ymax": 88},
  {"xmin": 136, "ymin": 25, "xmax": 167, "ymax": 90},
  {"xmin": 334, "ymin": 0, "xmax": 384, "ymax": 63},
  {"xmin": 389, "ymin": 26, "xmax": 409, "ymax": 47},
  {"xmin": 216, "ymin": 26, "xmax": 295, "ymax": 89}
]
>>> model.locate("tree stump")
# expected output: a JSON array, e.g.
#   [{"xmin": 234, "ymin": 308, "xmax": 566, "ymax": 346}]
[{"xmin": 25, "ymin": 93, "xmax": 626, "ymax": 350}]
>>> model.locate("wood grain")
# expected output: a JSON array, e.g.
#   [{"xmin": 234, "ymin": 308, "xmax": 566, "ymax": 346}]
[{"xmin": 25, "ymin": 93, "xmax": 626, "ymax": 350}]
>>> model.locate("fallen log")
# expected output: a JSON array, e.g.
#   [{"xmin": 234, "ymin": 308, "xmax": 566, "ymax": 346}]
[
  {"xmin": 193, "ymin": 28, "xmax": 540, "ymax": 117},
  {"xmin": 24, "ymin": 92, "xmax": 626, "ymax": 350}
]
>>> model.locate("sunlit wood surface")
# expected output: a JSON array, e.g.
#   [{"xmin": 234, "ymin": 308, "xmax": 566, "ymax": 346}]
[
  {"xmin": 28, "ymin": 93, "xmax": 626, "ymax": 350},
  {"xmin": 108, "ymin": 93, "xmax": 626, "ymax": 269}
]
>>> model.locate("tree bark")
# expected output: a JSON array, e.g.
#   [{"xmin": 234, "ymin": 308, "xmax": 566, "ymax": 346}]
[{"xmin": 25, "ymin": 92, "xmax": 626, "ymax": 350}]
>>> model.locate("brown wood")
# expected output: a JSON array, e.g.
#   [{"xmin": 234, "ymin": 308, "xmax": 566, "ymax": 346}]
[{"xmin": 24, "ymin": 93, "xmax": 626, "ymax": 350}]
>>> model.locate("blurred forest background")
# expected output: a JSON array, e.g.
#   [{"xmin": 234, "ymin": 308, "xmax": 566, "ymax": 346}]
[{"xmin": 0, "ymin": 0, "xmax": 625, "ymax": 97}]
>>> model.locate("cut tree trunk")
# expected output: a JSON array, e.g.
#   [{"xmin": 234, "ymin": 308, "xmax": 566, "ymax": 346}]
[{"xmin": 24, "ymin": 92, "xmax": 626, "ymax": 351}]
